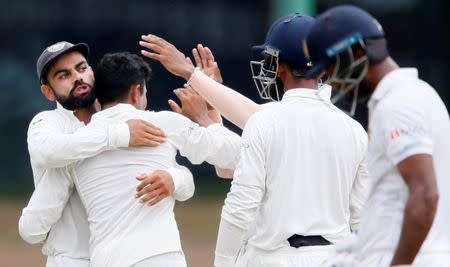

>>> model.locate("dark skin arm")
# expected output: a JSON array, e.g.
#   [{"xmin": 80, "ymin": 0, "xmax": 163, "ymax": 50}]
[{"xmin": 390, "ymin": 154, "xmax": 439, "ymax": 265}]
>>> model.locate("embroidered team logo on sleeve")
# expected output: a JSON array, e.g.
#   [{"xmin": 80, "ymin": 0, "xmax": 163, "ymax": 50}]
[{"xmin": 240, "ymin": 142, "xmax": 250, "ymax": 149}]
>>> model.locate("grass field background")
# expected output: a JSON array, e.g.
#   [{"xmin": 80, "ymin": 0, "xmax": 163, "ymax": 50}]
[{"xmin": 0, "ymin": 180, "xmax": 231, "ymax": 267}]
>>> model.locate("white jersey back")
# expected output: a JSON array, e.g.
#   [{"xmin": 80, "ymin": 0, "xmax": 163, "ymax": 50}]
[{"xmin": 222, "ymin": 88, "xmax": 369, "ymax": 251}]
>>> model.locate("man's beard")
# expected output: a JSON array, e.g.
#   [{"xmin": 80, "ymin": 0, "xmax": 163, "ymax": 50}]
[{"xmin": 52, "ymin": 81, "xmax": 96, "ymax": 111}]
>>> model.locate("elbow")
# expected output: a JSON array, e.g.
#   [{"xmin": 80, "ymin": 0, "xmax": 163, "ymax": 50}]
[
  {"xmin": 408, "ymin": 188, "xmax": 439, "ymax": 225},
  {"xmin": 177, "ymin": 191, "xmax": 194, "ymax": 202},
  {"xmin": 175, "ymin": 183, "xmax": 195, "ymax": 202},
  {"xmin": 18, "ymin": 219, "xmax": 45, "ymax": 244},
  {"xmin": 424, "ymin": 189, "xmax": 439, "ymax": 215},
  {"xmin": 31, "ymin": 151, "xmax": 56, "ymax": 168},
  {"xmin": 215, "ymin": 168, "xmax": 234, "ymax": 179}
]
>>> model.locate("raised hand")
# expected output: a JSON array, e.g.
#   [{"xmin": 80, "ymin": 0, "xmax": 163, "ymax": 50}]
[
  {"xmin": 191, "ymin": 44, "xmax": 223, "ymax": 84},
  {"xmin": 140, "ymin": 34, "xmax": 195, "ymax": 80},
  {"xmin": 168, "ymin": 87, "xmax": 218, "ymax": 127}
]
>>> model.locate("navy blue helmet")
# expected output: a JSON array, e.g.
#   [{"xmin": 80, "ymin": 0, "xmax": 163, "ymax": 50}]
[
  {"xmin": 250, "ymin": 13, "xmax": 315, "ymax": 101},
  {"xmin": 304, "ymin": 5, "xmax": 386, "ymax": 116}
]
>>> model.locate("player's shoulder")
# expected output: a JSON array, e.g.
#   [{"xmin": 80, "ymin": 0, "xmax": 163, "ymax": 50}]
[
  {"xmin": 339, "ymin": 113, "xmax": 368, "ymax": 142},
  {"xmin": 143, "ymin": 110, "xmax": 190, "ymax": 122},
  {"xmin": 29, "ymin": 108, "xmax": 67, "ymax": 126},
  {"xmin": 140, "ymin": 110, "xmax": 192, "ymax": 131},
  {"xmin": 372, "ymin": 91, "xmax": 424, "ymax": 125}
]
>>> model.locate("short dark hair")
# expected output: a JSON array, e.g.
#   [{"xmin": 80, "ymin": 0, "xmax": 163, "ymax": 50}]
[{"xmin": 94, "ymin": 52, "xmax": 151, "ymax": 106}]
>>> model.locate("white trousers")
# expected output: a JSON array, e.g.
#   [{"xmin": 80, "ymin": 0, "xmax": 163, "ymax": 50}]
[
  {"xmin": 132, "ymin": 251, "xmax": 187, "ymax": 267},
  {"xmin": 322, "ymin": 249, "xmax": 450, "ymax": 267},
  {"xmin": 46, "ymin": 256, "xmax": 89, "ymax": 267},
  {"xmin": 235, "ymin": 244, "xmax": 336, "ymax": 267}
]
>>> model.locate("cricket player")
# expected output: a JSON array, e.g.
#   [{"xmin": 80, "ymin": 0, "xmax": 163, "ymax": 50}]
[
  {"xmin": 304, "ymin": 5, "xmax": 450, "ymax": 266},
  {"xmin": 141, "ymin": 14, "xmax": 370, "ymax": 266},
  {"xmin": 19, "ymin": 41, "xmax": 173, "ymax": 267},
  {"xmin": 20, "ymin": 51, "xmax": 242, "ymax": 267}
]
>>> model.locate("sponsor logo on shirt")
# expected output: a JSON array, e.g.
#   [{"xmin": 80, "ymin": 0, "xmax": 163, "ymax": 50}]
[
  {"xmin": 389, "ymin": 129, "xmax": 401, "ymax": 140},
  {"xmin": 388, "ymin": 126, "xmax": 427, "ymax": 140}
]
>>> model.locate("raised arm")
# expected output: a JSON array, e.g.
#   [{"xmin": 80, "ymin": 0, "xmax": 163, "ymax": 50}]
[
  {"xmin": 28, "ymin": 111, "xmax": 165, "ymax": 168},
  {"xmin": 165, "ymin": 87, "xmax": 240, "ymax": 174},
  {"xmin": 139, "ymin": 34, "xmax": 262, "ymax": 129}
]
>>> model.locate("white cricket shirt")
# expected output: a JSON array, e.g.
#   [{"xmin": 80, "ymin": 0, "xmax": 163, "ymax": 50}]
[
  {"xmin": 356, "ymin": 68, "xmax": 450, "ymax": 254},
  {"xmin": 21, "ymin": 103, "xmax": 241, "ymax": 267},
  {"xmin": 21, "ymin": 103, "xmax": 129, "ymax": 261},
  {"xmin": 215, "ymin": 88, "xmax": 369, "ymax": 266}
]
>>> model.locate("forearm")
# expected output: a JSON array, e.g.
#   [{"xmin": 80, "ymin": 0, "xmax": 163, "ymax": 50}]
[
  {"xmin": 18, "ymin": 168, "xmax": 74, "ymax": 244},
  {"xmin": 179, "ymin": 123, "xmax": 241, "ymax": 169},
  {"xmin": 18, "ymin": 211, "xmax": 48, "ymax": 244},
  {"xmin": 349, "ymin": 186, "xmax": 366, "ymax": 231},
  {"xmin": 187, "ymin": 70, "xmax": 262, "ymax": 129},
  {"xmin": 214, "ymin": 218, "xmax": 246, "ymax": 267},
  {"xmin": 214, "ymin": 182, "xmax": 262, "ymax": 266},
  {"xmin": 167, "ymin": 166, "xmax": 195, "ymax": 201},
  {"xmin": 19, "ymin": 206, "xmax": 59, "ymax": 244},
  {"xmin": 350, "ymin": 154, "xmax": 370, "ymax": 231},
  {"xmin": 215, "ymin": 167, "xmax": 234, "ymax": 179},
  {"xmin": 29, "ymin": 123, "xmax": 129, "ymax": 168},
  {"xmin": 391, "ymin": 190, "xmax": 438, "ymax": 264},
  {"xmin": 19, "ymin": 181, "xmax": 73, "ymax": 243}
]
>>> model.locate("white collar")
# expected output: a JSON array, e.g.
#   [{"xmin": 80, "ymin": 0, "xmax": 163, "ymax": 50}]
[
  {"xmin": 92, "ymin": 103, "xmax": 137, "ymax": 121},
  {"xmin": 282, "ymin": 84, "xmax": 332, "ymax": 102}
]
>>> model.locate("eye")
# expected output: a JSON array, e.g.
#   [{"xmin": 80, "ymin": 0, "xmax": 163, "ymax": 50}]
[
  {"xmin": 79, "ymin": 65, "xmax": 89, "ymax": 72},
  {"xmin": 57, "ymin": 73, "xmax": 69, "ymax": 80}
]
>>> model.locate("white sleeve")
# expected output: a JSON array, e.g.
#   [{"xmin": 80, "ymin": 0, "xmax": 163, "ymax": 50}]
[
  {"xmin": 214, "ymin": 219, "xmax": 246, "ymax": 267},
  {"xmin": 162, "ymin": 111, "xmax": 241, "ymax": 169},
  {"xmin": 28, "ymin": 111, "xmax": 130, "ymax": 168},
  {"xmin": 350, "ymin": 151, "xmax": 370, "ymax": 231},
  {"xmin": 187, "ymin": 70, "xmax": 263, "ymax": 129},
  {"xmin": 348, "ymin": 126, "xmax": 370, "ymax": 231},
  {"xmin": 18, "ymin": 167, "xmax": 74, "ymax": 244},
  {"xmin": 215, "ymin": 115, "xmax": 266, "ymax": 263},
  {"xmin": 166, "ymin": 165, "xmax": 195, "ymax": 201},
  {"xmin": 374, "ymin": 103, "xmax": 433, "ymax": 165}
]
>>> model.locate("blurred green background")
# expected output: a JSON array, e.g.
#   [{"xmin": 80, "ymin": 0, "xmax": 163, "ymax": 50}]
[{"xmin": 0, "ymin": 0, "xmax": 448, "ymax": 266}]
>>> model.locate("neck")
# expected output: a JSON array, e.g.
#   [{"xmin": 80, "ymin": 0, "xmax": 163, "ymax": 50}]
[
  {"xmin": 101, "ymin": 101, "xmax": 122, "ymax": 110},
  {"xmin": 367, "ymin": 57, "xmax": 399, "ymax": 94},
  {"xmin": 74, "ymin": 104, "xmax": 97, "ymax": 124},
  {"xmin": 283, "ymin": 78, "xmax": 318, "ymax": 92}
]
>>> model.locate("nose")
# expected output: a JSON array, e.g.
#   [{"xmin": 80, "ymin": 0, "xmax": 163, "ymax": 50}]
[{"xmin": 72, "ymin": 71, "xmax": 84, "ymax": 85}]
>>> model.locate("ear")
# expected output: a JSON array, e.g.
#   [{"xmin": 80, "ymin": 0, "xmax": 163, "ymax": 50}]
[
  {"xmin": 128, "ymin": 84, "xmax": 142, "ymax": 106},
  {"xmin": 40, "ymin": 84, "xmax": 56, "ymax": 101},
  {"xmin": 278, "ymin": 63, "xmax": 291, "ymax": 79}
]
